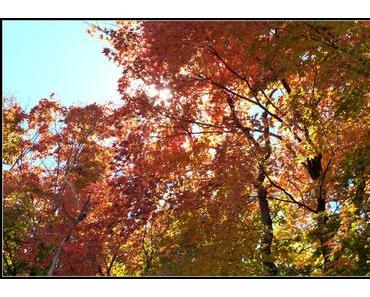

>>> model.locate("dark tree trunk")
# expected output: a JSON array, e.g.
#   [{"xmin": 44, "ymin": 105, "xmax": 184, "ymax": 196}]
[
  {"xmin": 228, "ymin": 95, "xmax": 277, "ymax": 274},
  {"xmin": 282, "ymin": 77, "xmax": 332, "ymax": 272},
  {"xmin": 256, "ymin": 109, "xmax": 277, "ymax": 275},
  {"xmin": 305, "ymin": 154, "xmax": 331, "ymax": 271},
  {"xmin": 257, "ymin": 167, "xmax": 278, "ymax": 275},
  {"xmin": 316, "ymin": 193, "xmax": 330, "ymax": 271}
]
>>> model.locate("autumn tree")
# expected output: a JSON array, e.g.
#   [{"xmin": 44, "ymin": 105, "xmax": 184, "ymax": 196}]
[
  {"xmin": 3, "ymin": 21, "xmax": 369, "ymax": 276},
  {"xmin": 99, "ymin": 20, "xmax": 369, "ymax": 275},
  {"xmin": 3, "ymin": 96, "xmax": 120, "ymax": 275}
]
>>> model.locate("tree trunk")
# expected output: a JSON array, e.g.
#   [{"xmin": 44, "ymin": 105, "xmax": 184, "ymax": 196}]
[
  {"xmin": 228, "ymin": 96, "xmax": 277, "ymax": 274},
  {"xmin": 305, "ymin": 154, "xmax": 330, "ymax": 271},
  {"xmin": 283, "ymin": 78, "xmax": 332, "ymax": 272},
  {"xmin": 257, "ymin": 167, "xmax": 278, "ymax": 275},
  {"xmin": 48, "ymin": 235, "xmax": 69, "ymax": 276},
  {"xmin": 48, "ymin": 200, "xmax": 89, "ymax": 276},
  {"xmin": 316, "ymin": 192, "xmax": 330, "ymax": 271},
  {"xmin": 256, "ymin": 109, "xmax": 277, "ymax": 275}
]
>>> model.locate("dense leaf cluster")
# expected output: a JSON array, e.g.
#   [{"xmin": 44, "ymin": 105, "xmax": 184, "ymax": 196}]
[{"xmin": 3, "ymin": 21, "xmax": 369, "ymax": 276}]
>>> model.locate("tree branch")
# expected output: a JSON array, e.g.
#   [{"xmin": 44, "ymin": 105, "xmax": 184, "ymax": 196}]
[{"xmin": 263, "ymin": 168, "xmax": 317, "ymax": 213}]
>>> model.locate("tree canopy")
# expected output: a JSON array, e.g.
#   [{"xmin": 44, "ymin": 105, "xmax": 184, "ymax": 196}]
[{"xmin": 3, "ymin": 21, "xmax": 369, "ymax": 276}]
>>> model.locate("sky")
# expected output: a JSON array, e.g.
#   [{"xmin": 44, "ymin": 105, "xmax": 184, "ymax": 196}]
[{"xmin": 3, "ymin": 21, "xmax": 122, "ymax": 110}]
